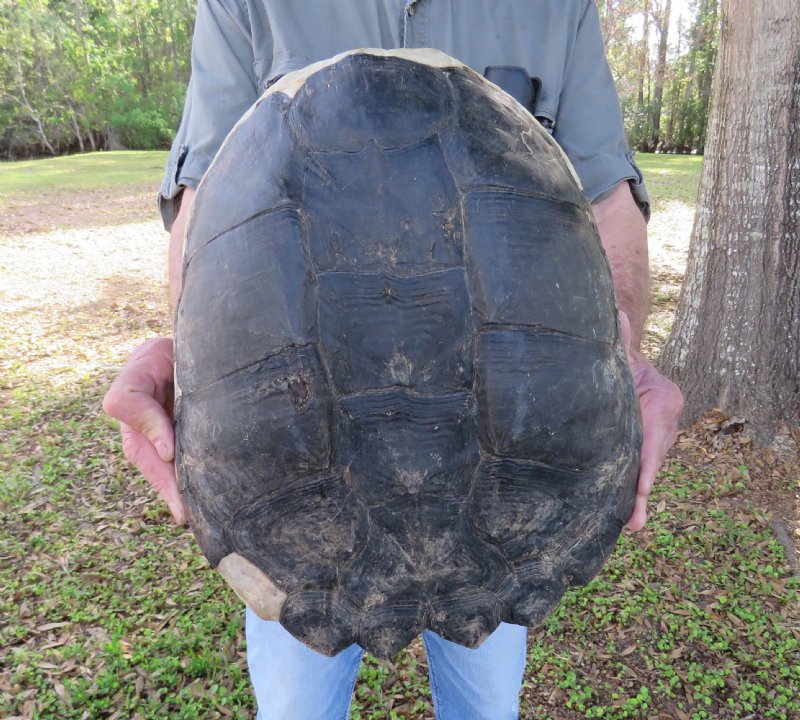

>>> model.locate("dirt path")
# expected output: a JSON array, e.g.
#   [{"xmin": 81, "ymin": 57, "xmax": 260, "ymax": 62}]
[
  {"xmin": 0, "ymin": 184, "xmax": 159, "ymax": 235},
  {"xmin": 0, "ymin": 189, "xmax": 168, "ymax": 392},
  {"xmin": 0, "ymin": 189, "xmax": 694, "ymax": 331}
]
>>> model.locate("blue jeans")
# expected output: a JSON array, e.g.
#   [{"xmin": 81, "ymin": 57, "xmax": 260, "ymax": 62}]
[{"xmin": 246, "ymin": 608, "xmax": 527, "ymax": 719}]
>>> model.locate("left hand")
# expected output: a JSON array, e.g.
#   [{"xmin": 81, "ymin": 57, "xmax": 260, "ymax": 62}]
[{"xmin": 619, "ymin": 312, "xmax": 684, "ymax": 531}]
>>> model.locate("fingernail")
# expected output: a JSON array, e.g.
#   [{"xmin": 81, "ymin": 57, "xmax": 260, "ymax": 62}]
[{"xmin": 155, "ymin": 440, "xmax": 171, "ymax": 462}]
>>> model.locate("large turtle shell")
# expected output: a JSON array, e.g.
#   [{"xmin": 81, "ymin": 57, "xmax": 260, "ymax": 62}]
[{"xmin": 174, "ymin": 48, "xmax": 641, "ymax": 658}]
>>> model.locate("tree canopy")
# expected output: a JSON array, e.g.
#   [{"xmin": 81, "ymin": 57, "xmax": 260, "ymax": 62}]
[
  {"xmin": 0, "ymin": 0, "xmax": 720, "ymax": 158},
  {"xmin": 599, "ymin": 0, "xmax": 720, "ymax": 153},
  {"xmin": 0, "ymin": 0, "xmax": 194, "ymax": 157}
]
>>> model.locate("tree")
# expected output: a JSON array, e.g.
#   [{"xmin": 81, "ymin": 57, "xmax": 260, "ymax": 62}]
[
  {"xmin": 0, "ymin": 0, "xmax": 196, "ymax": 157},
  {"xmin": 649, "ymin": 0, "xmax": 671, "ymax": 149},
  {"xmin": 668, "ymin": 0, "xmax": 718, "ymax": 152},
  {"xmin": 659, "ymin": 0, "xmax": 800, "ymax": 442}
]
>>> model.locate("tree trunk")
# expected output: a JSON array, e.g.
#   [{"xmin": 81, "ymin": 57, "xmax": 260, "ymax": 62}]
[
  {"xmin": 637, "ymin": 0, "xmax": 650, "ymax": 109},
  {"xmin": 13, "ymin": 55, "xmax": 56, "ymax": 156},
  {"xmin": 664, "ymin": 16, "xmax": 683, "ymax": 148},
  {"xmin": 650, "ymin": 0, "xmax": 671, "ymax": 148},
  {"xmin": 68, "ymin": 108, "xmax": 85, "ymax": 153},
  {"xmin": 659, "ymin": 0, "xmax": 800, "ymax": 443},
  {"xmin": 134, "ymin": 12, "xmax": 150, "ymax": 97},
  {"xmin": 677, "ymin": 36, "xmax": 698, "ymax": 151},
  {"xmin": 696, "ymin": 0, "xmax": 719, "ymax": 151}
]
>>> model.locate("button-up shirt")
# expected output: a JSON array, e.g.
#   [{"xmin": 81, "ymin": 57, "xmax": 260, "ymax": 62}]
[{"xmin": 159, "ymin": 0, "xmax": 649, "ymax": 228}]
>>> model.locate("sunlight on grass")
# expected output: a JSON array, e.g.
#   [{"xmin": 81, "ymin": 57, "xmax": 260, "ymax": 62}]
[
  {"xmin": 0, "ymin": 151, "xmax": 168, "ymax": 193},
  {"xmin": 636, "ymin": 153, "xmax": 704, "ymax": 205}
]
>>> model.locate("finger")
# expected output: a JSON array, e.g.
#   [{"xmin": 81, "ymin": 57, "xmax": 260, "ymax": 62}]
[
  {"xmin": 627, "ymin": 410, "xmax": 668, "ymax": 532},
  {"xmin": 638, "ymin": 424, "xmax": 664, "ymax": 498},
  {"xmin": 121, "ymin": 423, "xmax": 186, "ymax": 524},
  {"xmin": 627, "ymin": 437, "xmax": 659, "ymax": 533},
  {"xmin": 626, "ymin": 494, "xmax": 647, "ymax": 532},
  {"xmin": 628, "ymin": 398, "xmax": 681, "ymax": 532},
  {"xmin": 639, "ymin": 396, "xmax": 681, "ymax": 490},
  {"xmin": 105, "ymin": 380, "xmax": 174, "ymax": 462}
]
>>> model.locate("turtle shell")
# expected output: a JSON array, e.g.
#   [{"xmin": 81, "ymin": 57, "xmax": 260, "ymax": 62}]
[{"xmin": 174, "ymin": 48, "xmax": 641, "ymax": 658}]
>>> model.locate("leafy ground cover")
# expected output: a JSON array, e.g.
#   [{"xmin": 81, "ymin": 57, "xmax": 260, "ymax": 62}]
[{"xmin": 0, "ymin": 152, "xmax": 797, "ymax": 719}]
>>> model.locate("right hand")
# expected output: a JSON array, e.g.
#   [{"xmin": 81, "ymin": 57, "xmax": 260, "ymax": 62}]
[{"xmin": 103, "ymin": 338, "xmax": 187, "ymax": 524}]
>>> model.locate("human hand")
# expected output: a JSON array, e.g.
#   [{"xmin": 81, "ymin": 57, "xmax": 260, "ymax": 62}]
[
  {"xmin": 103, "ymin": 338, "xmax": 186, "ymax": 524},
  {"xmin": 618, "ymin": 312, "xmax": 684, "ymax": 531}
]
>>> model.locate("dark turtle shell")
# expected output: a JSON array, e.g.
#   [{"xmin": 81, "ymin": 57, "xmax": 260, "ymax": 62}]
[{"xmin": 174, "ymin": 49, "xmax": 641, "ymax": 658}]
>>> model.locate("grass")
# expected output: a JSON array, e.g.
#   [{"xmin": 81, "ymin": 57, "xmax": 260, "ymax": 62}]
[
  {"xmin": 635, "ymin": 153, "xmax": 703, "ymax": 205},
  {"xmin": 1, "ymin": 150, "xmax": 797, "ymax": 719},
  {"xmin": 522, "ymin": 464, "xmax": 799, "ymax": 719},
  {"xmin": 0, "ymin": 150, "xmax": 701, "ymax": 199},
  {"xmin": 0, "ymin": 150, "xmax": 168, "ymax": 194}
]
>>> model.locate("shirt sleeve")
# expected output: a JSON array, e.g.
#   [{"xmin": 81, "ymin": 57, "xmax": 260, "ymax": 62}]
[
  {"xmin": 158, "ymin": 0, "xmax": 264, "ymax": 230},
  {"xmin": 553, "ymin": 0, "xmax": 650, "ymax": 220}
]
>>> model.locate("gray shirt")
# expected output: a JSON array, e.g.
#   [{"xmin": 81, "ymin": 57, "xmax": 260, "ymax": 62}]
[{"xmin": 159, "ymin": 0, "xmax": 649, "ymax": 228}]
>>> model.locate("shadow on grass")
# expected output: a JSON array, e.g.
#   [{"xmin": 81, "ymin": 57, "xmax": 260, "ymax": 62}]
[{"xmin": 0, "ymin": 185, "xmax": 161, "ymax": 235}]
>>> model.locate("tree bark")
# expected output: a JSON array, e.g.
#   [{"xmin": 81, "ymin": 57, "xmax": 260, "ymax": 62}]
[
  {"xmin": 69, "ymin": 110, "xmax": 85, "ymax": 153},
  {"xmin": 13, "ymin": 56, "xmax": 55, "ymax": 156},
  {"xmin": 663, "ymin": 15, "xmax": 683, "ymax": 147},
  {"xmin": 650, "ymin": 0, "xmax": 671, "ymax": 148},
  {"xmin": 637, "ymin": 0, "xmax": 650, "ymax": 110},
  {"xmin": 696, "ymin": 0, "xmax": 719, "ymax": 151},
  {"xmin": 659, "ymin": 0, "xmax": 800, "ymax": 443}
]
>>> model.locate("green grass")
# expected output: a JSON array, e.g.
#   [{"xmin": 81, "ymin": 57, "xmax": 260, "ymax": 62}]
[
  {"xmin": 635, "ymin": 153, "xmax": 704, "ymax": 205},
  {"xmin": 0, "ymin": 150, "xmax": 168, "ymax": 194},
  {"xmin": 0, "ymin": 150, "xmax": 701, "ymax": 202},
  {"xmin": 522, "ymin": 464, "xmax": 799, "ymax": 719},
  {"xmin": 2, "ymin": 385, "xmax": 797, "ymax": 718}
]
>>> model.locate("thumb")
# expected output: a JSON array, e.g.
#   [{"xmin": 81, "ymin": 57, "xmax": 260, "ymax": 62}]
[
  {"xmin": 124, "ymin": 391, "xmax": 175, "ymax": 462},
  {"xmin": 121, "ymin": 422, "xmax": 186, "ymax": 524}
]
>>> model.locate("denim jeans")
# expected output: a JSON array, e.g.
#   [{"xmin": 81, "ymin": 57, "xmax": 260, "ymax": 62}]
[{"xmin": 246, "ymin": 608, "xmax": 527, "ymax": 719}]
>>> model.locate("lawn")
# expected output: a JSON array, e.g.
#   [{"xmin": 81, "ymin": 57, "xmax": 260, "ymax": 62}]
[
  {"xmin": 635, "ymin": 153, "xmax": 703, "ymax": 205},
  {"xmin": 0, "ymin": 151, "xmax": 797, "ymax": 720},
  {"xmin": 0, "ymin": 151, "xmax": 167, "ymax": 194}
]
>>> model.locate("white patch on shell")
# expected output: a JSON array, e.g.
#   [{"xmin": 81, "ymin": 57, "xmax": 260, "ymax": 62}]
[
  {"xmin": 217, "ymin": 553, "xmax": 287, "ymax": 620},
  {"xmin": 266, "ymin": 48, "xmax": 467, "ymax": 101},
  {"xmin": 387, "ymin": 352, "xmax": 414, "ymax": 385}
]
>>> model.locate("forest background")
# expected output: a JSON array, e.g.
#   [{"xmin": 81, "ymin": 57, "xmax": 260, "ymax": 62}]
[{"xmin": 0, "ymin": 0, "xmax": 719, "ymax": 158}]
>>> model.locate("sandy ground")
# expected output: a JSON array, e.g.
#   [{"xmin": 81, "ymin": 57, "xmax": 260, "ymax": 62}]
[
  {"xmin": 0, "ymin": 189, "xmax": 168, "ymax": 391},
  {"xmin": 647, "ymin": 200, "xmax": 695, "ymax": 277}
]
